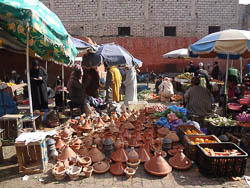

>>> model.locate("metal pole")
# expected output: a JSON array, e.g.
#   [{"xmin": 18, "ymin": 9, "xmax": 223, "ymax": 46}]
[
  {"xmin": 230, "ymin": 60, "xmax": 233, "ymax": 67},
  {"xmin": 240, "ymin": 57, "xmax": 243, "ymax": 84},
  {"xmin": 45, "ymin": 61, "xmax": 47, "ymax": 72},
  {"xmin": 224, "ymin": 54, "xmax": 229, "ymax": 95},
  {"xmin": 26, "ymin": 26, "xmax": 36, "ymax": 131},
  {"xmin": 62, "ymin": 65, "xmax": 65, "ymax": 108}
]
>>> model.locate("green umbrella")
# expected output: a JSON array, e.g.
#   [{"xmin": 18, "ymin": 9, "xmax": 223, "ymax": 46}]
[
  {"xmin": 0, "ymin": 0, "xmax": 78, "ymax": 65},
  {"xmin": 0, "ymin": 0, "xmax": 78, "ymax": 131}
]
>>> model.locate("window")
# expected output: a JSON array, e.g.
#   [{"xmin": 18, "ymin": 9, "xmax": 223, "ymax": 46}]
[
  {"xmin": 208, "ymin": 26, "xmax": 220, "ymax": 34},
  {"xmin": 118, "ymin": 27, "xmax": 130, "ymax": 36},
  {"xmin": 164, "ymin": 27, "xmax": 176, "ymax": 36}
]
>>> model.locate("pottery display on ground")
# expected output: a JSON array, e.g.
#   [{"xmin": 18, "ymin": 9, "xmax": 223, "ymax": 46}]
[
  {"xmin": 144, "ymin": 150, "xmax": 172, "ymax": 176},
  {"xmin": 83, "ymin": 166, "xmax": 93, "ymax": 177},
  {"xmin": 168, "ymin": 149, "xmax": 192, "ymax": 170},
  {"xmin": 110, "ymin": 161, "xmax": 125, "ymax": 176},
  {"xmin": 67, "ymin": 165, "xmax": 82, "ymax": 180},
  {"xmin": 87, "ymin": 145, "xmax": 105, "ymax": 163},
  {"xmin": 92, "ymin": 160, "xmax": 110, "ymax": 174},
  {"xmin": 124, "ymin": 167, "xmax": 136, "ymax": 178}
]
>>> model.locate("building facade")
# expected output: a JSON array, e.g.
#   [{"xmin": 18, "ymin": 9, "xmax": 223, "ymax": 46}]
[{"xmin": 41, "ymin": 0, "xmax": 240, "ymax": 38}]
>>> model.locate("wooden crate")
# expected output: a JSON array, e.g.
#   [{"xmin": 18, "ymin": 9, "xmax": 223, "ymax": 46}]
[
  {"xmin": 15, "ymin": 138, "xmax": 48, "ymax": 174},
  {"xmin": 0, "ymin": 114, "xmax": 23, "ymax": 141},
  {"xmin": 177, "ymin": 125, "xmax": 205, "ymax": 143}
]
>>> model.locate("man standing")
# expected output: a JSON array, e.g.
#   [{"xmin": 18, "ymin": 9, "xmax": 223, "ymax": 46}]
[
  {"xmin": 211, "ymin": 61, "xmax": 220, "ymax": 80},
  {"xmin": 30, "ymin": 60, "xmax": 48, "ymax": 111},
  {"xmin": 123, "ymin": 66, "xmax": 137, "ymax": 106}
]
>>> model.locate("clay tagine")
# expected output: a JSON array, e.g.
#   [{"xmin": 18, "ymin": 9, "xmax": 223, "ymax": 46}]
[
  {"xmin": 80, "ymin": 119, "xmax": 93, "ymax": 133},
  {"xmin": 138, "ymin": 144, "xmax": 152, "ymax": 163},
  {"xmin": 55, "ymin": 138, "xmax": 65, "ymax": 150},
  {"xmin": 168, "ymin": 149, "xmax": 192, "ymax": 170},
  {"xmin": 87, "ymin": 145, "xmax": 105, "ymax": 163},
  {"xmin": 78, "ymin": 155, "xmax": 92, "ymax": 167},
  {"xmin": 114, "ymin": 138, "xmax": 123, "ymax": 150},
  {"xmin": 58, "ymin": 145, "xmax": 77, "ymax": 161},
  {"xmin": 110, "ymin": 144, "xmax": 128, "ymax": 162},
  {"xmin": 110, "ymin": 160, "xmax": 125, "ymax": 176},
  {"xmin": 168, "ymin": 149, "xmax": 178, "ymax": 156},
  {"xmin": 144, "ymin": 150, "xmax": 172, "ymax": 176},
  {"xmin": 127, "ymin": 147, "xmax": 139, "ymax": 163},
  {"xmin": 166, "ymin": 131, "xmax": 180, "ymax": 142},
  {"xmin": 102, "ymin": 114, "xmax": 110, "ymax": 122},
  {"xmin": 92, "ymin": 160, "xmax": 110, "ymax": 174},
  {"xmin": 123, "ymin": 122, "xmax": 135, "ymax": 130},
  {"xmin": 124, "ymin": 167, "xmax": 136, "ymax": 178},
  {"xmin": 157, "ymin": 127, "xmax": 170, "ymax": 137},
  {"xmin": 129, "ymin": 135, "xmax": 139, "ymax": 147}
]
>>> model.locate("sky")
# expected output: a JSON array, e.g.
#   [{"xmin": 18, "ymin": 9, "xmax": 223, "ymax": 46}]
[{"xmin": 239, "ymin": 0, "xmax": 250, "ymax": 4}]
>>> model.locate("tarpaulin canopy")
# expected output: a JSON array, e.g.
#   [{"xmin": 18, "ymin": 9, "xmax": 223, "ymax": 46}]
[{"xmin": 163, "ymin": 48, "xmax": 189, "ymax": 59}]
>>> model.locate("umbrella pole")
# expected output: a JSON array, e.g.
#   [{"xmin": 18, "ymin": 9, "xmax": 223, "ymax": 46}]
[
  {"xmin": 45, "ymin": 61, "xmax": 47, "ymax": 72},
  {"xmin": 224, "ymin": 54, "xmax": 229, "ymax": 95},
  {"xmin": 240, "ymin": 57, "xmax": 243, "ymax": 84},
  {"xmin": 26, "ymin": 26, "xmax": 36, "ymax": 131},
  {"xmin": 62, "ymin": 65, "xmax": 65, "ymax": 109}
]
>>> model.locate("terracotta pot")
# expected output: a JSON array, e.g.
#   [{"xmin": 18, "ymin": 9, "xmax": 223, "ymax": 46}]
[
  {"xmin": 168, "ymin": 149, "xmax": 178, "ymax": 156},
  {"xmin": 110, "ymin": 161, "xmax": 125, "ymax": 176},
  {"xmin": 129, "ymin": 135, "xmax": 139, "ymax": 147},
  {"xmin": 123, "ymin": 122, "xmax": 135, "ymax": 130},
  {"xmin": 154, "ymin": 150, "xmax": 167, "ymax": 158},
  {"xmin": 134, "ymin": 130, "xmax": 144, "ymax": 142},
  {"xmin": 58, "ymin": 145, "xmax": 76, "ymax": 161},
  {"xmin": 126, "ymin": 159, "xmax": 141, "ymax": 169},
  {"xmin": 52, "ymin": 165, "xmax": 66, "ymax": 180},
  {"xmin": 114, "ymin": 138, "xmax": 123, "ymax": 150},
  {"xmin": 93, "ymin": 160, "xmax": 110, "ymax": 174},
  {"xmin": 157, "ymin": 127, "xmax": 170, "ymax": 137},
  {"xmin": 124, "ymin": 167, "xmax": 136, "ymax": 178},
  {"xmin": 61, "ymin": 127, "xmax": 72, "ymax": 138},
  {"xmin": 78, "ymin": 145, "xmax": 89, "ymax": 156},
  {"xmin": 110, "ymin": 144, "xmax": 128, "ymax": 162},
  {"xmin": 103, "ymin": 132, "xmax": 115, "ymax": 143},
  {"xmin": 55, "ymin": 138, "xmax": 65, "ymax": 150},
  {"xmin": 119, "ymin": 114, "xmax": 127, "ymax": 122},
  {"xmin": 111, "ymin": 112, "xmax": 118, "ymax": 120},
  {"xmin": 78, "ymin": 155, "xmax": 92, "ymax": 167},
  {"xmin": 83, "ymin": 166, "xmax": 93, "ymax": 177},
  {"xmin": 166, "ymin": 131, "xmax": 180, "ymax": 142},
  {"xmin": 138, "ymin": 144, "xmax": 152, "ymax": 163},
  {"xmin": 109, "ymin": 124, "xmax": 119, "ymax": 134},
  {"xmin": 83, "ymin": 136, "xmax": 93, "ymax": 149},
  {"xmin": 122, "ymin": 128, "xmax": 131, "ymax": 140},
  {"xmin": 102, "ymin": 114, "xmax": 110, "ymax": 122},
  {"xmin": 144, "ymin": 150, "xmax": 172, "ymax": 176},
  {"xmin": 87, "ymin": 145, "xmax": 105, "ymax": 162},
  {"xmin": 67, "ymin": 165, "xmax": 82, "ymax": 181},
  {"xmin": 128, "ymin": 147, "xmax": 139, "ymax": 163},
  {"xmin": 80, "ymin": 119, "xmax": 93, "ymax": 133},
  {"xmin": 168, "ymin": 149, "xmax": 192, "ymax": 170}
]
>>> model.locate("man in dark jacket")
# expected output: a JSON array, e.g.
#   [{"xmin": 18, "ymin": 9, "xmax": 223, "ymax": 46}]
[
  {"xmin": 155, "ymin": 76, "xmax": 163, "ymax": 95},
  {"xmin": 211, "ymin": 61, "xmax": 220, "ymax": 80}
]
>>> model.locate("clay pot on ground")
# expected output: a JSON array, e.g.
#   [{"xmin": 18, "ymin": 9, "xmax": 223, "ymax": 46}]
[
  {"xmin": 102, "ymin": 114, "xmax": 110, "ymax": 122},
  {"xmin": 114, "ymin": 138, "xmax": 123, "ymax": 150},
  {"xmin": 154, "ymin": 150, "xmax": 167, "ymax": 158},
  {"xmin": 122, "ymin": 122, "xmax": 135, "ymax": 130},
  {"xmin": 52, "ymin": 164, "xmax": 66, "ymax": 180},
  {"xmin": 166, "ymin": 131, "xmax": 180, "ymax": 142},
  {"xmin": 110, "ymin": 161, "xmax": 125, "ymax": 176},
  {"xmin": 110, "ymin": 144, "xmax": 128, "ymax": 162},
  {"xmin": 83, "ymin": 166, "xmax": 93, "ymax": 177},
  {"xmin": 138, "ymin": 144, "xmax": 152, "ymax": 163},
  {"xmin": 78, "ymin": 145, "xmax": 89, "ymax": 156},
  {"xmin": 67, "ymin": 165, "xmax": 82, "ymax": 181},
  {"xmin": 77, "ymin": 155, "xmax": 92, "ymax": 167},
  {"xmin": 55, "ymin": 138, "xmax": 65, "ymax": 150},
  {"xmin": 127, "ymin": 147, "xmax": 139, "ymax": 163},
  {"xmin": 122, "ymin": 128, "xmax": 131, "ymax": 140},
  {"xmin": 124, "ymin": 167, "xmax": 136, "ymax": 178},
  {"xmin": 134, "ymin": 130, "xmax": 144, "ymax": 142},
  {"xmin": 80, "ymin": 119, "xmax": 93, "ymax": 133},
  {"xmin": 169, "ymin": 149, "xmax": 192, "ymax": 170},
  {"xmin": 111, "ymin": 112, "xmax": 118, "ymax": 120},
  {"xmin": 144, "ymin": 150, "xmax": 172, "ymax": 177},
  {"xmin": 126, "ymin": 159, "xmax": 141, "ymax": 169},
  {"xmin": 157, "ymin": 127, "xmax": 170, "ymax": 137},
  {"xmin": 168, "ymin": 149, "xmax": 178, "ymax": 156},
  {"xmin": 129, "ymin": 135, "xmax": 139, "ymax": 147},
  {"xmin": 151, "ymin": 138, "xmax": 162, "ymax": 151},
  {"xmin": 58, "ymin": 145, "xmax": 76, "ymax": 161},
  {"xmin": 82, "ymin": 136, "xmax": 93, "ymax": 149},
  {"xmin": 61, "ymin": 127, "xmax": 72, "ymax": 138},
  {"xmin": 87, "ymin": 145, "xmax": 105, "ymax": 162},
  {"xmin": 92, "ymin": 160, "xmax": 110, "ymax": 174}
]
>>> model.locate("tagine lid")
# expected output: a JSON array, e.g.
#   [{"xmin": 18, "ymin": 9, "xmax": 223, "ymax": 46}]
[
  {"xmin": 58, "ymin": 145, "xmax": 76, "ymax": 161},
  {"xmin": 123, "ymin": 122, "xmax": 135, "ymax": 129},
  {"xmin": 55, "ymin": 138, "xmax": 65, "ymax": 149},
  {"xmin": 109, "ymin": 161, "xmax": 125, "ymax": 176},
  {"xmin": 110, "ymin": 146, "xmax": 128, "ymax": 162},
  {"xmin": 93, "ymin": 160, "xmax": 110, "ymax": 174},
  {"xmin": 61, "ymin": 127, "xmax": 72, "ymax": 137},
  {"xmin": 138, "ymin": 144, "xmax": 152, "ymax": 163},
  {"xmin": 157, "ymin": 127, "xmax": 170, "ymax": 136},
  {"xmin": 127, "ymin": 147, "xmax": 139, "ymax": 163},
  {"xmin": 144, "ymin": 150, "xmax": 172, "ymax": 176},
  {"xmin": 87, "ymin": 145, "xmax": 105, "ymax": 162},
  {"xmin": 166, "ymin": 131, "xmax": 180, "ymax": 142},
  {"xmin": 82, "ymin": 119, "xmax": 93, "ymax": 130},
  {"xmin": 102, "ymin": 114, "xmax": 110, "ymax": 122},
  {"xmin": 168, "ymin": 149, "xmax": 192, "ymax": 170}
]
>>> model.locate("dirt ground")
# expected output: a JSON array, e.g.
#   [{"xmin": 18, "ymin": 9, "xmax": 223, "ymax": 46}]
[{"xmin": 0, "ymin": 145, "xmax": 249, "ymax": 188}]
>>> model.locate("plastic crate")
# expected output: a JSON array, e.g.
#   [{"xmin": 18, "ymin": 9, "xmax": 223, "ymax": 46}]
[
  {"xmin": 177, "ymin": 125, "xmax": 205, "ymax": 142},
  {"xmin": 197, "ymin": 142, "xmax": 248, "ymax": 177},
  {"xmin": 183, "ymin": 135, "xmax": 221, "ymax": 162},
  {"xmin": 205, "ymin": 121, "xmax": 241, "ymax": 136}
]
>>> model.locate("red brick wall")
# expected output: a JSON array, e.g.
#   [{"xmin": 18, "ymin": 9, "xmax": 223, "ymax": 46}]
[{"xmin": 1, "ymin": 37, "xmax": 250, "ymax": 87}]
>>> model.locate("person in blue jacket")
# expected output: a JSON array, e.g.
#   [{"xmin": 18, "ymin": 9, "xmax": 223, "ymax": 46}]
[{"xmin": 0, "ymin": 83, "xmax": 18, "ymax": 117}]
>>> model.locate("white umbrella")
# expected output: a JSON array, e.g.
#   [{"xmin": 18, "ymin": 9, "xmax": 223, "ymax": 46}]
[{"xmin": 162, "ymin": 48, "xmax": 189, "ymax": 59}]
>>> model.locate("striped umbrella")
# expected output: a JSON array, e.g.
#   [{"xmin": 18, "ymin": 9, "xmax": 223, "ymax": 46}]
[{"xmin": 189, "ymin": 29, "xmax": 250, "ymax": 92}]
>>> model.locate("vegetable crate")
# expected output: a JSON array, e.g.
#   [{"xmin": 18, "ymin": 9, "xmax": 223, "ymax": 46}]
[
  {"xmin": 183, "ymin": 135, "xmax": 221, "ymax": 162},
  {"xmin": 15, "ymin": 139, "xmax": 48, "ymax": 174},
  {"xmin": 0, "ymin": 114, "xmax": 23, "ymax": 142},
  {"xmin": 177, "ymin": 125, "xmax": 205, "ymax": 142},
  {"xmin": 205, "ymin": 122, "xmax": 241, "ymax": 137},
  {"xmin": 197, "ymin": 142, "xmax": 248, "ymax": 177}
]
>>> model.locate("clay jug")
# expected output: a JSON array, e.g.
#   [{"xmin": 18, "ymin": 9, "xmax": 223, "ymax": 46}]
[{"xmin": 127, "ymin": 147, "xmax": 139, "ymax": 163}]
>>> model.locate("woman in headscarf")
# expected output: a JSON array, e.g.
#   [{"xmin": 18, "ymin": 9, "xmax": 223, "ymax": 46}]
[
  {"xmin": 123, "ymin": 66, "xmax": 137, "ymax": 106},
  {"xmin": 158, "ymin": 77, "xmax": 174, "ymax": 102},
  {"xmin": 30, "ymin": 60, "xmax": 48, "ymax": 111},
  {"xmin": 68, "ymin": 64, "xmax": 90, "ymax": 114},
  {"xmin": 105, "ymin": 66, "xmax": 122, "ymax": 102}
]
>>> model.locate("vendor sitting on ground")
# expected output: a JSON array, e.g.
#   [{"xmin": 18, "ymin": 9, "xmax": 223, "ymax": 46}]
[
  {"xmin": 184, "ymin": 76, "xmax": 212, "ymax": 117},
  {"xmin": 158, "ymin": 77, "xmax": 174, "ymax": 102},
  {"xmin": 0, "ymin": 83, "xmax": 18, "ymax": 117}
]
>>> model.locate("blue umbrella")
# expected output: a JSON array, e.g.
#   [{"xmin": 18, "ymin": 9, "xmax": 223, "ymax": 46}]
[
  {"xmin": 82, "ymin": 43, "xmax": 134, "ymax": 67},
  {"xmin": 70, "ymin": 36, "xmax": 97, "ymax": 53},
  {"xmin": 133, "ymin": 58, "xmax": 143, "ymax": 68}
]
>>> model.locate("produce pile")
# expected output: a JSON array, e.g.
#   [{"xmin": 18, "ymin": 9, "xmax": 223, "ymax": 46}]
[
  {"xmin": 171, "ymin": 94, "xmax": 183, "ymax": 102},
  {"xmin": 146, "ymin": 104, "xmax": 166, "ymax": 113},
  {"xmin": 203, "ymin": 148, "xmax": 242, "ymax": 156},
  {"xmin": 175, "ymin": 72, "xmax": 193, "ymax": 80},
  {"xmin": 235, "ymin": 112, "xmax": 250, "ymax": 123},
  {"xmin": 190, "ymin": 138, "xmax": 217, "ymax": 145},
  {"xmin": 138, "ymin": 90, "xmax": 158, "ymax": 101},
  {"xmin": 204, "ymin": 115, "xmax": 238, "ymax": 126}
]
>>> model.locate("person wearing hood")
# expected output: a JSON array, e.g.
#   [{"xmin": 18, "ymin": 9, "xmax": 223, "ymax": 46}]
[
  {"xmin": 195, "ymin": 62, "xmax": 210, "ymax": 89},
  {"xmin": 123, "ymin": 66, "xmax": 137, "ymax": 106},
  {"xmin": 158, "ymin": 77, "xmax": 174, "ymax": 102},
  {"xmin": 30, "ymin": 60, "xmax": 48, "ymax": 111}
]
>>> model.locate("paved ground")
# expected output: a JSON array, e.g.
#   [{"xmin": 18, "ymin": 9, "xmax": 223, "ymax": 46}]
[{"xmin": 0, "ymin": 145, "xmax": 249, "ymax": 188}]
